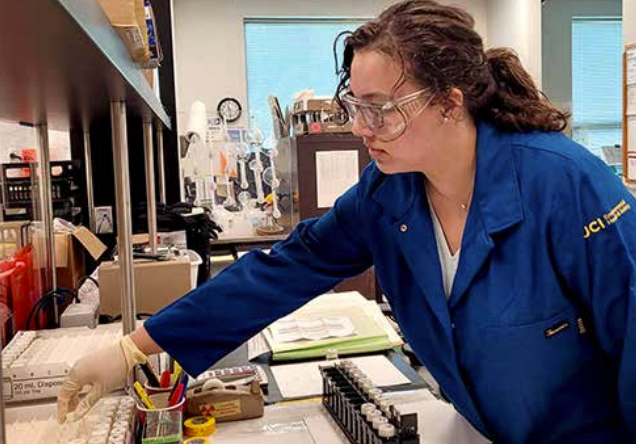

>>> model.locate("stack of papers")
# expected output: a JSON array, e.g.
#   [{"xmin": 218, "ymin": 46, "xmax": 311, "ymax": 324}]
[
  {"xmin": 270, "ymin": 355, "xmax": 411, "ymax": 398},
  {"xmin": 270, "ymin": 316, "xmax": 355, "ymax": 342},
  {"xmin": 263, "ymin": 292, "xmax": 403, "ymax": 361}
]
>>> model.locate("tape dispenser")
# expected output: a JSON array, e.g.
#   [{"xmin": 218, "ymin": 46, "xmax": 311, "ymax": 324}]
[{"xmin": 186, "ymin": 375, "xmax": 264, "ymax": 422}]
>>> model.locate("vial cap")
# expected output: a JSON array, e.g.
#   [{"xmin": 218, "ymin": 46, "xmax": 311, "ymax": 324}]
[
  {"xmin": 379, "ymin": 423, "xmax": 396, "ymax": 438},
  {"xmin": 360, "ymin": 403, "xmax": 376, "ymax": 415},
  {"xmin": 373, "ymin": 416, "xmax": 389, "ymax": 430}
]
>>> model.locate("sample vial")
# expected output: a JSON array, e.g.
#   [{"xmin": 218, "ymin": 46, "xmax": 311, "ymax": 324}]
[
  {"xmin": 325, "ymin": 348, "xmax": 339, "ymax": 360},
  {"xmin": 379, "ymin": 398, "xmax": 395, "ymax": 417},
  {"xmin": 373, "ymin": 416, "xmax": 389, "ymax": 430},
  {"xmin": 379, "ymin": 423, "xmax": 397, "ymax": 440},
  {"xmin": 360, "ymin": 403, "xmax": 376, "ymax": 416},
  {"xmin": 366, "ymin": 409, "xmax": 382, "ymax": 423},
  {"xmin": 368, "ymin": 388, "xmax": 383, "ymax": 401}
]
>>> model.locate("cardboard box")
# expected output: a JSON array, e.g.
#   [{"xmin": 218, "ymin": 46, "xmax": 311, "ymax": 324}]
[
  {"xmin": 35, "ymin": 227, "xmax": 107, "ymax": 290},
  {"xmin": 54, "ymin": 233, "xmax": 84, "ymax": 290},
  {"xmin": 96, "ymin": 0, "xmax": 150, "ymax": 63},
  {"xmin": 99, "ymin": 258, "xmax": 192, "ymax": 316}
]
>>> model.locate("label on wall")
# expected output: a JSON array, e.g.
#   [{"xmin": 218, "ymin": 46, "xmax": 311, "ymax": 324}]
[
  {"xmin": 315, "ymin": 150, "xmax": 359, "ymax": 209},
  {"xmin": 95, "ymin": 206, "xmax": 114, "ymax": 234}
]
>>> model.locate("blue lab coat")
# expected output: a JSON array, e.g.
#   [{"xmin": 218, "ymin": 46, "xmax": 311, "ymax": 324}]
[{"xmin": 146, "ymin": 121, "xmax": 636, "ymax": 443}]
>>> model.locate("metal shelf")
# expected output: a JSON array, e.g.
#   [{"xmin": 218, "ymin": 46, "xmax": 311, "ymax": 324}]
[
  {"xmin": 0, "ymin": 0, "xmax": 171, "ymax": 131},
  {"xmin": 0, "ymin": 3, "xmax": 169, "ymax": 439}
]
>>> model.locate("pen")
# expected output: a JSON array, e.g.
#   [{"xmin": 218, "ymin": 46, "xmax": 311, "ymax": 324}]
[
  {"xmin": 168, "ymin": 372, "xmax": 188, "ymax": 406},
  {"xmin": 166, "ymin": 369, "xmax": 182, "ymax": 404},
  {"xmin": 179, "ymin": 372, "xmax": 189, "ymax": 403},
  {"xmin": 139, "ymin": 362, "xmax": 161, "ymax": 388},
  {"xmin": 133, "ymin": 381, "xmax": 156, "ymax": 409},
  {"xmin": 172, "ymin": 361, "xmax": 182, "ymax": 385},
  {"xmin": 168, "ymin": 382, "xmax": 184, "ymax": 407},
  {"xmin": 160, "ymin": 370, "xmax": 171, "ymax": 388},
  {"xmin": 169, "ymin": 371, "xmax": 189, "ymax": 406}
]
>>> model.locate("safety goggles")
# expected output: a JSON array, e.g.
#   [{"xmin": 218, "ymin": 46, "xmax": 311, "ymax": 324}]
[{"xmin": 339, "ymin": 88, "xmax": 434, "ymax": 141}]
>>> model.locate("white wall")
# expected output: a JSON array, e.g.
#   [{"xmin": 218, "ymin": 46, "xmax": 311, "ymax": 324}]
[
  {"xmin": 487, "ymin": 0, "xmax": 542, "ymax": 88},
  {"xmin": 542, "ymin": 0, "xmax": 622, "ymax": 111},
  {"xmin": 0, "ymin": 122, "xmax": 70, "ymax": 163},
  {"xmin": 173, "ymin": 0, "xmax": 488, "ymax": 131},
  {"xmin": 626, "ymin": 0, "xmax": 636, "ymax": 44}
]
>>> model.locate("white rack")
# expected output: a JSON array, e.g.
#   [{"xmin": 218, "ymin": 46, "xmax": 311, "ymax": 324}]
[
  {"xmin": 3, "ymin": 325, "xmax": 122, "ymax": 403},
  {"xmin": 5, "ymin": 396, "xmax": 136, "ymax": 444}
]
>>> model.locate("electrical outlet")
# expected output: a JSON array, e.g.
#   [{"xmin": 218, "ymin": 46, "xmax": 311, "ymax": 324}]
[{"xmin": 95, "ymin": 206, "xmax": 113, "ymax": 234}]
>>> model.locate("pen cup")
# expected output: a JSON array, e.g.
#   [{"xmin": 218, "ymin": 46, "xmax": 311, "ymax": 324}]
[
  {"xmin": 144, "ymin": 381, "xmax": 173, "ymax": 396},
  {"xmin": 137, "ymin": 392, "xmax": 185, "ymax": 444}
]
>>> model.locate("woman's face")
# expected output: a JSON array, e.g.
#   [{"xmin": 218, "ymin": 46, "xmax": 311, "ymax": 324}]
[{"xmin": 349, "ymin": 49, "xmax": 452, "ymax": 175}]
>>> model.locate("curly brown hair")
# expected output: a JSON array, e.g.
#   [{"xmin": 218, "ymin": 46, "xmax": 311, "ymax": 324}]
[{"xmin": 335, "ymin": 0, "xmax": 569, "ymax": 133}]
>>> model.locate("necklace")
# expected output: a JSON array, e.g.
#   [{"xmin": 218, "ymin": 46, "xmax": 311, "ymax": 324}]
[{"xmin": 426, "ymin": 181, "xmax": 473, "ymax": 212}]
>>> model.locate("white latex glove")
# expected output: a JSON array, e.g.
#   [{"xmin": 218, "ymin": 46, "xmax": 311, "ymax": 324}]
[{"xmin": 57, "ymin": 335, "xmax": 147, "ymax": 423}]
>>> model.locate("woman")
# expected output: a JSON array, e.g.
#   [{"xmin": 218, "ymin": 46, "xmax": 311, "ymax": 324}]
[{"xmin": 58, "ymin": 1, "xmax": 636, "ymax": 443}]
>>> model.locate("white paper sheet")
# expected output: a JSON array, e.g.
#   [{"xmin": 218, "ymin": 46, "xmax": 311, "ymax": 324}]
[
  {"xmin": 628, "ymin": 86, "xmax": 636, "ymax": 116},
  {"xmin": 627, "ymin": 49, "xmax": 636, "ymax": 85},
  {"xmin": 315, "ymin": 150, "xmax": 359, "ymax": 208},
  {"xmin": 271, "ymin": 355, "xmax": 411, "ymax": 399},
  {"xmin": 629, "ymin": 118, "xmax": 636, "ymax": 153},
  {"xmin": 270, "ymin": 316, "xmax": 355, "ymax": 343},
  {"xmin": 274, "ymin": 292, "xmax": 403, "ymax": 347},
  {"xmin": 246, "ymin": 332, "xmax": 271, "ymax": 361},
  {"xmin": 628, "ymin": 156, "xmax": 636, "ymax": 181}
]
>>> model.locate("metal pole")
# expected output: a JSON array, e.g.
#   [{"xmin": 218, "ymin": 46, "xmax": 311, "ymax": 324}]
[
  {"xmin": 83, "ymin": 132, "xmax": 96, "ymax": 232},
  {"xmin": 155, "ymin": 124, "xmax": 166, "ymax": 204},
  {"xmin": 110, "ymin": 102, "xmax": 136, "ymax": 334},
  {"xmin": 36, "ymin": 125, "xmax": 58, "ymax": 320},
  {"xmin": 0, "ymin": 347, "xmax": 5, "ymax": 444},
  {"xmin": 143, "ymin": 122, "xmax": 158, "ymax": 254}
]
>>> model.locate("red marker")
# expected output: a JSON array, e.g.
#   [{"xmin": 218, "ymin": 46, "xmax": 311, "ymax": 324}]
[
  {"xmin": 168, "ymin": 382, "xmax": 184, "ymax": 406},
  {"xmin": 160, "ymin": 370, "xmax": 171, "ymax": 388}
]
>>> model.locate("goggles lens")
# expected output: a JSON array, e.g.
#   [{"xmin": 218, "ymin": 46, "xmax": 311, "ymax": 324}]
[{"xmin": 340, "ymin": 88, "xmax": 432, "ymax": 141}]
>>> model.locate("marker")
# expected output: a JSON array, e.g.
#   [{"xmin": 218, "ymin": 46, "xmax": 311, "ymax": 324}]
[
  {"xmin": 139, "ymin": 363, "xmax": 161, "ymax": 388},
  {"xmin": 160, "ymin": 370, "xmax": 171, "ymax": 388},
  {"xmin": 172, "ymin": 362, "xmax": 182, "ymax": 385},
  {"xmin": 133, "ymin": 381, "xmax": 156, "ymax": 409},
  {"xmin": 169, "ymin": 371, "xmax": 190, "ymax": 406}
]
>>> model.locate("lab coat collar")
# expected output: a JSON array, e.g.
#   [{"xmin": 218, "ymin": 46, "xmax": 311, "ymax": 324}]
[
  {"xmin": 473, "ymin": 120, "xmax": 524, "ymax": 235},
  {"xmin": 371, "ymin": 120, "xmax": 524, "ymax": 234}
]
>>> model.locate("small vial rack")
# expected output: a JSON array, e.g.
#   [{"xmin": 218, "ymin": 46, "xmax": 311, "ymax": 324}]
[
  {"xmin": 320, "ymin": 360, "xmax": 419, "ymax": 444},
  {"xmin": 2, "ymin": 324, "xmax": 122, "ymax": 402},
  {"xmin": 6, "ymin": 395, "xmax": 136, "ymax": 444}
]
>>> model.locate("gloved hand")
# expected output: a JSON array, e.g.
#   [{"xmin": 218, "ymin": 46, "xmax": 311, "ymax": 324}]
[{"xmin": 57, "ymin": 335, "xmax": 147, "ymax": 423}]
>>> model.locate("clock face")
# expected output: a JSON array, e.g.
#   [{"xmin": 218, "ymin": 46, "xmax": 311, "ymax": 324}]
[{"xmin": 217, "ymin": 98, "xmax": 242, "ymax": 123}]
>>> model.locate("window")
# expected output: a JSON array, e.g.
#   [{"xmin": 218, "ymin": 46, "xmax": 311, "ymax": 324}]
[
  {"xmin": 572, "ymin": 18, "xmax": 622, "ymax": 167},
  {"xmin": 244, "ymin": 19, "xmax": 365, "ymax": 144}
]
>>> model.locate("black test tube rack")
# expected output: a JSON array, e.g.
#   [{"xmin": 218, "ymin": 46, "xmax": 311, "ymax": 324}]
[{"xmin": 320, "ymin": 362, "xmax": 419, "ymax": 444}]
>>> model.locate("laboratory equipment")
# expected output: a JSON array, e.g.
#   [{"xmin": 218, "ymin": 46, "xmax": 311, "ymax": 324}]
[
  {"xmin": 257, "ymin": 139, "xmax": 285, "ymax": 235},
  {"xmin": 137, "ymin": 391, "xmax": 185, "ymax": 444},
  {"xmin": 183, "ymin": 101, "xmax": 216, "ymax": 207},
  {"xmin": 5, "ymin": 395, "xmax": 135, "ymax": 444},
  {"xmin": 320, "ymin": 360, "xmax": 419, "ymax": 444},
  {"xmin": 2, "ymin": 324, "xmax": 122, "ymax": 402},
  {"xmin": 219, "ymin": 119, "xmax": 240, "ymax": 211},
  {"xmin": 192, "ymin": 364, "xmax": 268, "ymax": 387},
  {"xmin": 237, "ymin": 132, "xmax": 250, "ymax": 191},
  {"xmin": 247, "ymin": 115, "xmax": 266, "ymax": 205}
]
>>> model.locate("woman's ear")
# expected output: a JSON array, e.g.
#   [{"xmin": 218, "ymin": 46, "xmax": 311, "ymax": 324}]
[{"xmin": 441, "ymin": 88, "xmax": 466, "ymax": 122}]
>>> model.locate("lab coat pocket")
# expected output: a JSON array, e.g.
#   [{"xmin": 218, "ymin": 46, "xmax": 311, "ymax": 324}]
[{"xmin": 470, "ymin": 305, "xmax": 608, "ymax": 440}]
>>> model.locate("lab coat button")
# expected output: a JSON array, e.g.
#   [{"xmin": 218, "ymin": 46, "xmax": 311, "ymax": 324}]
[{"xmin": 400, "ymin": 224, "xmax": 408, "ymax": 233}]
